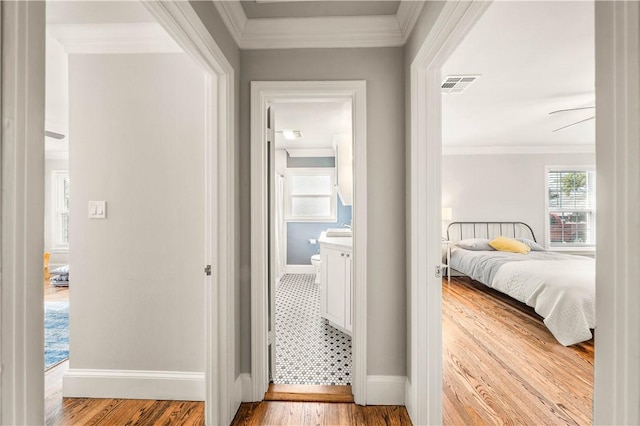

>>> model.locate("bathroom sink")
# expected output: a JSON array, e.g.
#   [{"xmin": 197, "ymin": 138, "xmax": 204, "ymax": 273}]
[{"xmin": 326, "ymin": 228, "xmax": 352, "ymax": 237}]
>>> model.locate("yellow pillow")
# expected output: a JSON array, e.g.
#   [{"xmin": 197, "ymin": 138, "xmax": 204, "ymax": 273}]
[{"xmin": 489, "ymin": 236, "xmax": 531, "ymax": 254}]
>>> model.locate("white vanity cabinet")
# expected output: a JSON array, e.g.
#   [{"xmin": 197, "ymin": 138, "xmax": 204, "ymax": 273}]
[{"xmin": 319, "ymin": 232, "xmax": 353, "ymax": 335}]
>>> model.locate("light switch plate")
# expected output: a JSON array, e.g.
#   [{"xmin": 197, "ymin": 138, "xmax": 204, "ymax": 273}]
[{"xmin": 88, "ymin": 201, "xmax": 106, "ymax": 219}]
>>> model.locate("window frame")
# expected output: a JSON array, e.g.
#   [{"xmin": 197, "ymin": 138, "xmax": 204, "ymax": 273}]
[
  {"xmin": 51, "ymin": 170, "xmax": 70, "ymax": 250},
  {"xmin": 544, "ymin": 165, "xmax": 596, "ymax": 251},
  {"xmin": 284, "ymin": 167, "xmax": 337, "ymax": 222}
]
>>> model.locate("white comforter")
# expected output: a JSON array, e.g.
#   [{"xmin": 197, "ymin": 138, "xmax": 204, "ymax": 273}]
[
  {"xmin": 492, "ymin": 258, "xmax": 595, "ymax": 346},
  {"xmin": 451, "ymin": 248, "xmax": 595, "ymax": 346}
]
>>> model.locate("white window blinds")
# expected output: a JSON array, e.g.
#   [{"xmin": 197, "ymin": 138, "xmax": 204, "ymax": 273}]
[
  {"xmin": 52, "ymin": 171, "xmax": 70, "ymax": 248},
  {"xmin": 546, "ymin": 168, "xmax": 595, "ymax": 247}
]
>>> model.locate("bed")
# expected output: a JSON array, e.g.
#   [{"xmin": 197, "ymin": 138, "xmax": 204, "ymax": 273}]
[{"xmin": 446, "ymin": 222, "xmax": 595, "ymax": 346}]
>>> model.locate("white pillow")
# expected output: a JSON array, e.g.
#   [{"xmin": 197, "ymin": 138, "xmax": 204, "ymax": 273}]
[
  {"xmin": 515, "ymin": 238, "xmax": 546, "ymax": 251},
  {"xmin": 50, "ymin": 265, "xmax": 69, "ymax": 275},
  {"xmin": 455, "ymin": 238, "xmax": 496, "ymax": 251}
]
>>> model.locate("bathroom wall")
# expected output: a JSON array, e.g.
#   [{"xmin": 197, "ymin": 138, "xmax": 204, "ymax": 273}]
[{"xmin": 286, "ymin": 154, "xmax": 353, "ymax": 265}]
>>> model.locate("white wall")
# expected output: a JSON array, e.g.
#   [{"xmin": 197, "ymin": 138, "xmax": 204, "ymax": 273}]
[
  {"xmin": 67, "ymin": 53, "xmax": 205, "ymax": 375},
  {"xmin": 45, "ymin": 33, "xmax": 68, "ymax": 138},
  {"xmin": 240, "ymin": 48, "xmax": 406, "ymax": 377},
  {"xmin": 442, "ymin": 152, "xmax": 595, "ymax": 245}
]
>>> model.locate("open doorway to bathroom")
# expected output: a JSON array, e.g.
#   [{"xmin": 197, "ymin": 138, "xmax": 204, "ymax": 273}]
[{"xmin": 267, "ymin": 99, "xmax": 354, "ymax": 398}]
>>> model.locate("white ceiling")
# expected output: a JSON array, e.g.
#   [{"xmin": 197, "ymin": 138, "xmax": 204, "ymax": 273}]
[
  {"xmin": 442, "ymin": 1, "xmax": 594, "ymax": 152},
  {"xmin": 272, "ymin": 101, "xmax": 352, "ymax": 149},
  {"xmin": 240, "ymin": 1, "xmax": 400, "ymax": 19}
]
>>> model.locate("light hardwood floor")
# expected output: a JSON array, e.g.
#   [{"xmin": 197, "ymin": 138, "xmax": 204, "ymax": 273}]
[
  {"xmin": 264, "ymin": 384, "xmax": 354, "ymax": 403},
  {"xmin": 44, "ymin": 278, "xmax": 69, "ymax": 303},
  {"xmin": 442, "ymin": 276, "xmax": 593, "ymax": 425},
  {"xmin": 44, "ymin": 276, "xmax": 593, "ymax": 425},
  {"xmin": 231, "ymin": 402, "xmax": 411, "ymax": 425}
]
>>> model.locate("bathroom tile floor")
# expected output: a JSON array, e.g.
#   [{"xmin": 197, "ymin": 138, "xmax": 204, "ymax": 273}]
[{"xmin": 274, "ymin": 273, "xmax": 352, "ymax": 386}]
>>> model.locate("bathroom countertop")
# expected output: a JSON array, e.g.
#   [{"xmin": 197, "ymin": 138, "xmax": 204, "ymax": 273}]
[{"xmin": 319, "ymin": 231, "xmax": 353, "ymax": 249}]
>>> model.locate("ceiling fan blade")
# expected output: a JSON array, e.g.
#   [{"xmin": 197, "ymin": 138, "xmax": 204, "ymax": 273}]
[
  {"xmin": 552, "ymin": 116, "xmax": 595, "ymax": 132},
  {"xmin": 549, "ymin": 106, "xmax": 595, "ymax": 115},
  {"xmin": 45, "ymin": 130, "xmax": 66, "ymax": 140}
]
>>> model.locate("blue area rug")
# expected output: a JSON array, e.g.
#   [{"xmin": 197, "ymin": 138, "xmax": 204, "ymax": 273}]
[{"xmin": 45, "ymin": 301, "xmax": 69, "ymax": 369}]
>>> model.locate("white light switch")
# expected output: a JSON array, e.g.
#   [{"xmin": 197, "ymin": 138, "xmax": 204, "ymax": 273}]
[{"xmin": 88, "ymin": 201, "xmax": 106, "ymax": 219}]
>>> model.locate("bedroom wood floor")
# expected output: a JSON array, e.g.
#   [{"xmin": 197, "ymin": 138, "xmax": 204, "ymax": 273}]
[
  {"xmin": 442, "ymin": 276, "xmax": 594, "ymax": 425},
  {"xmin": 44, "ymin": 277, "xmax": 69, "ymax": 302},
  {"xmin": 44, "ymin": 276, "xmax": 593, "ymax": 425}
]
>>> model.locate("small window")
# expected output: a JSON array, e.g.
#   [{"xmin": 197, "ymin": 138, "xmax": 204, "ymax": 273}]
[
  {"xmin": 546, "ymin": 167, "xmax": 595, "ymax": 248},
  {"xmin": 52, "ymin": 170, "xmax": 70, "ymax": 248},
  {"xmin": 285, "ymin": 168, "xmax": 336, "ymax": 222}
]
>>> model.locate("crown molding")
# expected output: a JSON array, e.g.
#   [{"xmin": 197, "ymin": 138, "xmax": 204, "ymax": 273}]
[
  {"xmin": 212, "ymin": 0, "xmax": 246, "ymax": 47},
  {"xmin": 243, "ymin": 15, "xmax": 403, "ymax": 49},
  {"xmin": 213, "ymin": 0, "xmax": 426, "ymax": 49},
  {"xmin": 397, "ymin": 0, "xmax": 426, "ymax": 44},
  {"xmin": 443, "ymin": 144, "xmax": 596, "ymax": 156},
  {"xmin": 47, "ymin": 23, "xmax": 182, "ymax": 54}
]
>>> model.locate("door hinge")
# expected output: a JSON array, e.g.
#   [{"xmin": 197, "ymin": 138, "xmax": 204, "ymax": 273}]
[
  {"xmin": 435, "ymin": 265, "xmax": 442, "ymax": 278},
  {"xmin": 204, "ymin": 265, "xmax": 212, "ymax": 276}
]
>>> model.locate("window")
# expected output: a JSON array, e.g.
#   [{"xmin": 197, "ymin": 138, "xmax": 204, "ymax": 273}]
[
  {"xmin": 546, "ymin": 167, "xmax": 595, "ymax": 248},
  {"xmin": 52, "ymin": 170, "xmax": 69, "ymax": 249},
  {"xmin": 285, "ymin": 168, "xmax": 336, "ymax": 222}
]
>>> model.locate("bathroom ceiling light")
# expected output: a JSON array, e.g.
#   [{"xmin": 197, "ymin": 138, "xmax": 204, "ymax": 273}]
[{"xmin": 277, "ymin": 130, "xmax": 303, "ymax": 140}]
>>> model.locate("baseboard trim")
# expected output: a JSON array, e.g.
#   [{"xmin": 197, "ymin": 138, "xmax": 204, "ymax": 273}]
[
  {"xmin": 237, "ymin": 374, "xmax": 405, "ymax": 404},
  {"xmin": 62, "ymin": 368, "xmax": 205, "ymax": 401},
  {"xmin": 285, "ymin": 265, "xmax": 315, "ymax": 274},
  {"xmin": 239, "ymin": 373, "xmax": 252, "ymax": 402},
  {"xmin": 366, "ymin": 375, "xmax": 406, "ymax": 405}
]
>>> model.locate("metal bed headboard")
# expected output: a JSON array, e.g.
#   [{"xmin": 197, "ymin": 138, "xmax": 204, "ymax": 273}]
[{"xmin": 446, "ymin": 221, "xmax": 537, "ymax": 243}]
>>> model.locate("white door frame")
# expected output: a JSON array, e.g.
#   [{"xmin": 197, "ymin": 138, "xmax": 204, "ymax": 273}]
[
  {"xmin": 143, "ymin": 2, "xmax": 237, "ymax": 424},
  {"xmin": 250, "ymin": 81, "xmax": 367, "ymax": 404},
  {"xmin": 406, "ymin": 3, "xmax": 490, "ymax": 422},
  {"xmin": 593, "ymin": 2, "xmax": 640, "ymax": 423},
  {"xmin": 0, "ymin": 1, "xmax": 237, "ymax": 424},
  {"xmin": 409, "ymin": 1, "xmax": 640, "ymax": 425},
  {"xmin": 1, "ymin": 2, "xmax": 46, "ymax": 423}
]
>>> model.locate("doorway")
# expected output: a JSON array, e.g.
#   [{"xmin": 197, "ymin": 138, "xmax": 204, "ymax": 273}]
[
  {"xmin": 267, "ymin": 100, "xmax": 354, "ymax": 391},
  {"xmin": 250, "ymin": 81, "xmax": 367, "ymax": 404},
  {"xmin": 439, "ymin": 2, "xmax": 595, "ymax": 423},
  {"xmin": 0, "ymin": 2, "xmax": 237, "ymax": 424},
  {"xmin": 409, "ymin": 1, "xmax": 639, "ymax": 425},
  {"xmin": 43, "ymin": 15, "xmax": 71, "ymax": 407}
]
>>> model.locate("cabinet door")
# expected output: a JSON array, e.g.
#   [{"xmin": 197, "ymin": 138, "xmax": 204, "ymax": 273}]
[
  {"xmin": 324, "ymin": 248, "xmax": 346, "ymax": 327},
  {"xmin": 344, "ymin": 252, "xmax": 353, "ymax": 333}
]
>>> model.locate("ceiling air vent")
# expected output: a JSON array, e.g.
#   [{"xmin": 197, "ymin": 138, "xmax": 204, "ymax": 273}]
[{"xmin": 441, "ymin": 75, "xmax": 479, "ymax": 94}]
